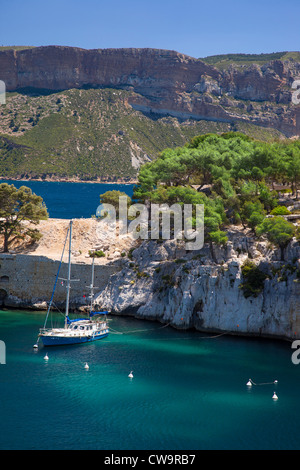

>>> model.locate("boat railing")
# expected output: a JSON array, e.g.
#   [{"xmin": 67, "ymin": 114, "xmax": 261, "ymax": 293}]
[{"xmin": 39, "ymin": 327, "xmax": 60, "ymax": 335}]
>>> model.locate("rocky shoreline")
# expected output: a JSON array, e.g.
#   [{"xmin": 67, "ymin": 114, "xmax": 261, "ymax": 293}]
[
  {"xmin": 95, "ymin": 232, "xmax": 300, "ymax": 342},
  {"xmin": 1, "ymin": 218, "xmax": 300, "ymax": 342},
  {"xmin": 0, "ymin": 176, "xmax": 138, "ymax": 185}
]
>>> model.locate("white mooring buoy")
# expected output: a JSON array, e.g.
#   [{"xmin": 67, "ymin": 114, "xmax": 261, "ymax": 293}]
[
  {"xmin": 272, "ymin": 392, "xmax": 278, "ymax": 400},
  {"xmin": 84, "ymin": 363, "xmax": 89, "ymax": 370},
  {"xmin": 247, "ymin": 379, "xmax": 252, "ymax": 387},
  {"xmin": 44, "ymin": 354, "xmax": 49, "ymax": 361},
  {"xmin": 128, "ymin": 371, "xmax": 134, "ymax": 378}
]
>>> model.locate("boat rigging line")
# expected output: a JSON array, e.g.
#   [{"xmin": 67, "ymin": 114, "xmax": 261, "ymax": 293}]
[{"xmin": 33, "ymin": 225, "xmax": 70, "ymax": 348}]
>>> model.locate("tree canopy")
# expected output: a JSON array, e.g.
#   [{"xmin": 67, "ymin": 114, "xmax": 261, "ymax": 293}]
[
  {"xmin": 0, "ymin": 183, "xmax": 48, "ymax": 252},
  {"xmin": 133, "ymin": 132, "xmax": 300, "ymax": 259},
  {"xmin": 99, "ymin": 190, "xmax": 132, "ymax": 216},
  {"xmin": 256, "ymin": 216, "xmax": 295, "ymax": 261},
  {"xmin": 134, "ymin": 133, "xmax": 300, "ymax": 200}
]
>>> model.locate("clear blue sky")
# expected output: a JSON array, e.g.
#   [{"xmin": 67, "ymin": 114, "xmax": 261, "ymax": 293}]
[{"xmin": 1, "ymin": 0, "xmax": 299, "ymax": 58}]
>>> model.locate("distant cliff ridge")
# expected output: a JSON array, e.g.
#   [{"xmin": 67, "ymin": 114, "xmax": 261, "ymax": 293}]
[
  {"xmin": 1, "ymin": 46, "xmax": 219, "ymax": 91},
  {"xmin": 0, "ymin": 46, "xmax": 299, "ymax": 137}
]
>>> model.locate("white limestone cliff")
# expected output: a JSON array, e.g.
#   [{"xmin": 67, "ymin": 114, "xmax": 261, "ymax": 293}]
[
  {"xmin": 95, "ymin": 234, "xmax": 300, "ymax": 341},
  {"xmin": 1, "ymin": 217, "xmax": 300, "ymax": 341}
]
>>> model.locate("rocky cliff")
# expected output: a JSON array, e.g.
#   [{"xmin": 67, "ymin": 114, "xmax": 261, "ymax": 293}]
[
  {"xmin": 0, "ymin": 46, "xmax": 299, "ymax": 137},
  {"xmin": 1, "ymin": 217, "xmax": 300, "ymax": 341},
  {"xmin": 0, "ymin": 218, "xmax": 134, "ymax": 310},
  {"xmin": 95, "ymin": 233, "xmax": 300, "ymax": 342}
]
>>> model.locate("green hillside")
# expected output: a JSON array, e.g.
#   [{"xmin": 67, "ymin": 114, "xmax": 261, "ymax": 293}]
[
  {"xmin": 0, "ymin": 87, "xmax": 285, "ymax": 181},
  {"xmin": 0, "ymin": 46, "xmax": 36, "ymax": 51},
  {"xmin": 201, "ymin": 51, "xmax": 300, "ymax": 69}
]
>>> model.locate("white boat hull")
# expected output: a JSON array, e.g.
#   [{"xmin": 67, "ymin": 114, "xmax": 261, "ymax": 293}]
[{"xmin": 40, "ymin": 327, "xmax": 109, "ymax": 346}]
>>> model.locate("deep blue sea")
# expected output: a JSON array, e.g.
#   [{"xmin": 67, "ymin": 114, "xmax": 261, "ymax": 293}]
[
  {"xmin": 1, "ymin": 180, "xmax": 134, "ymax": 219},
  {"xmin": 0, "ymin": 311, "xmax": 299, "ymax": 450},
  {"xmin": 0, "ymin": 180, "xmax": 300, "ymax": 450}
]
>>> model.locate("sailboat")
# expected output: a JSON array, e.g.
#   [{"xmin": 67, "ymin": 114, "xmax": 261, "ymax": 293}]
[{"xmin": 37, "ymin": 220, "xmax": 109, "ymax": 347}]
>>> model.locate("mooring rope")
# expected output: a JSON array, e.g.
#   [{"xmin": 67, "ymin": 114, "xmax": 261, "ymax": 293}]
[
  {"xmin": 109, "ymin": 322, "xmax": 172, "ymax": 335},
  {"xmin": 248, "ymin": 378, "xmax": 278, "ymax": 386},
  {"xmin": 109, "ymin": 324, "xmax": 228, "ymax": 339}
]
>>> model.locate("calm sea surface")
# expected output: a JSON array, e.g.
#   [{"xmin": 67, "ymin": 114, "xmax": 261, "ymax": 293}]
[
  {"xmin": 1, "ymin": 180, "xmax": 134, "ymax": 219},
  {"xmin": 0, "ymin": 180, "xmax": 300, "ymax": 450},
  {"xmin": 0, "ymin": 310, "xmax": 299, "ymax": 450}
]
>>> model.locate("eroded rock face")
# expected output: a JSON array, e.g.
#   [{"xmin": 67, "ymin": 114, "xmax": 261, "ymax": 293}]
[
  {"xmin": 95, "ymin": 237, "xmax": 300, "ymax": 341},
  {"xmin": 0, "ymin": 47, "xmax": 219, "ymax": 93},
  {"xmin": 0, "ymin": 46, "xmax": 299, "ymax": 136}
]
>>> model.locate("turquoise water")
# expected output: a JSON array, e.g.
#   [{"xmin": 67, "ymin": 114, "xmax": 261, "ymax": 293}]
[
  {"xmin": 0, "ymin": 309, "xmax": 299, "ymax": 450},
  {"xmin": 1, "ymin": 180, "xmax": 134, "ymax": 219},
  {"xmin": 0, "ymin": 181, "xmax": 299, "ymax": 449}
]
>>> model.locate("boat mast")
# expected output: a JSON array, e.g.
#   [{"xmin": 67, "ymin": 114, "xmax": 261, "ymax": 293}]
[
  {"xmin": 90, "ymin": 257, "xmax": 95, "ymax": 315},
  {"xmin": 65, "ymin": 220, "xmax": 73, "ymax": 328}
]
